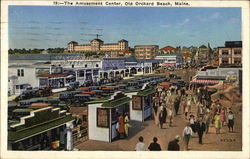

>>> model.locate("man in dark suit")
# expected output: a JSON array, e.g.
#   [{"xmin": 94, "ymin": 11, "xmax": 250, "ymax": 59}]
[
  {"xmin": 196, "ymin": 117, "xmax": 206, "ymax": 144},
  {"xmin": 167, "ymin": 135, "xmax": 180, "ymax": 151},
  {"xmin": 174, "ymin": 96, "xmax": 180, "ymax": 115},
  {"xmin": 148, "ymin": 137, "xmax": 162, "ymax": 151}
]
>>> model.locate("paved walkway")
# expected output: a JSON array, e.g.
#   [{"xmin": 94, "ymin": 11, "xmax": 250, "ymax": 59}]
[{"xmin": 75, "ymin": 93, "xmax": 242, "ymax": 151}]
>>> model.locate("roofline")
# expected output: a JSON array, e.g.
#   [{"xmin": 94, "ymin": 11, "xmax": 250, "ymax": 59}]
[{"xmin": 134, "ymin": 45, "xmax": 159, "ymax": 47}]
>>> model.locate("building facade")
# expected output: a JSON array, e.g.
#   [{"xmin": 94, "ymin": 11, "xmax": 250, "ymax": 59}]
[
  {"xmin": 218, "ymin": 41, "xmax": 242, "ymax": 66},
  {"xmin": 8, "ymin": 107, "xmax": 75, "ymax": 150},
  {"xmin": 67, "ymin": 39, "xmax": 129, "ymax": 53},
  {"xmin": 155, "ymin": 54, "xmax": 183, "ymax": 67},
  {"xmin": 134, "ymin": 45, "xmax": 159, "ymax": 59}
]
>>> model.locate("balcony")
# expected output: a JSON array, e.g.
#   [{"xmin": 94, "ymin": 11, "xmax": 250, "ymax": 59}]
[{"xmin": 219, "ymin": 55, "xmax": 230, "ymax": 58}]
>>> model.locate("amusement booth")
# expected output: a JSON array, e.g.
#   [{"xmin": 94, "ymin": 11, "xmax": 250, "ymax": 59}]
[
  {"xmin": 126, "ymin": 83, "xmax": 155, "ymax": 122},
  {"xmin": 88, "ymin": 91, "xmax": 131, "ymax": 142}
]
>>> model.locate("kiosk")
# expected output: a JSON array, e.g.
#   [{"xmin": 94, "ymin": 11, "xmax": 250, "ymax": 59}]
[
  {"xmin": 88, "ymin": 91, "xmax": 131, "ymax": 142},
  {"xmin": 126, "ymin": 83, "xmax": 155, "ymax": 122}
]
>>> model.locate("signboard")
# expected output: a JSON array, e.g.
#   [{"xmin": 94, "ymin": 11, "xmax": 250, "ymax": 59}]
[
  {"xmin": 97, "ymin": 108, "xmax": 109, "ymax": 128},
  {"xmin": 132, "ymin": 96, "xmax": 142, "ymax": 110},
  {"xmin": 36, "ymin": 68, "xmax": 50, "ymax": 76}
]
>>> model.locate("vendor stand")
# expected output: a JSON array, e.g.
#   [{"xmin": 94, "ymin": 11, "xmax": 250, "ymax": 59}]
[
  {"xmin": 87, "ymin": 92, "xmax": 131, "ymax": 142},
  {"xmin": 126, "ymin": 83, "xmax": 155, "ymax": 122}
]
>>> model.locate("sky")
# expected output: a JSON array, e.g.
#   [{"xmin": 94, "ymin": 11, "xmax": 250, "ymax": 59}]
[{"xmin": 9, "ymin": 6, "xmax": 241, "ymax": 49}]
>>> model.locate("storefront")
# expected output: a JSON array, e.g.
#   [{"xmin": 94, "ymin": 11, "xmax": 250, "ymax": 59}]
[
  {"xmin": 126, "ymin": 83, "xmax": 155, "ymax": 122},
  {"xmin": 88, "ymin": 92, "xmax": 131, "ymax": 142},
  {"xmin": 38, "ymin": 74, "xmax": 76, "ymax": 89}
]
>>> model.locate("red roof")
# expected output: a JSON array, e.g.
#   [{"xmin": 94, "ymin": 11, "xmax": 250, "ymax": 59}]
[
  {"xmin": 38, "ymin": 74, "xmax": 67, "ymax": 78},
  {"xmin": 81, "ymin": 91, "xmax": 96, "ymax": 94},
  {"xmin": 79, "ymin": 87, "xmax": 90, "ymax": 89},
  {"xmin": 182, "ymin": 52, "xmax": 191, "ymax": 57},
  {"xmin": 160, "ymin": 46, "xmax": 176, "ymax": 51},
  {"xmin": 102, "ymin": 88, "xmax": 114, "ymax": 90},
  {"xmin": 160, "ymin": 82, "xmax": 171, "ymax": 86}
]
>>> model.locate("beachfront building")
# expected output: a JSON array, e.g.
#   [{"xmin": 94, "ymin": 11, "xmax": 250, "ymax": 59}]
[
  {"xmin": 8, "ymin": 107, "xmax": 75, "ymax": 150},
  {"xmin": 194, "ymin": 44, "xmax": 211, "ymax": 63},
  {"xmin": 218, "ymin": 41, "xmax": 242, "ymax": 66},
  {"xmin": 124, "ymin": 56, "xmax": 154, "ymax": 77},
  {"xmin": 155, "ymin": 54, "xmax": 183, "ymax": 67},
  {"xmin": 191, "ymin": 66, "xmax": 242, "ymax": 86},
  {"xmin": 67, "ymin": 39, "xmax": 129, "ymax": 53},
  {"xmin": 134, "ymin": 45, "xmax": 159, "ymax": 59},
  {"xmin": 8, "ymin": 63, "xmax": 54, "ymax": 95}
]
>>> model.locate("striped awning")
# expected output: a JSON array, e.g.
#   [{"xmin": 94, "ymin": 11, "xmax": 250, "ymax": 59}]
[{"xmin": 191, "ymin": 79, "xmax": 219, "ymax": 84}]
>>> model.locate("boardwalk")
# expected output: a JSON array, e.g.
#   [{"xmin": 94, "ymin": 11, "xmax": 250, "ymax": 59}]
[{"xmin": 75, "ymin": 91, "xmax": 242, "ymax": 151}]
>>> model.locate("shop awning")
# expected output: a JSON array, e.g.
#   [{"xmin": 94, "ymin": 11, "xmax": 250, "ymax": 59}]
[
  {"xmin": 137, "ymin": 88, "xmax": 156, "ymax": 96},
  {"xmin": 102, "ymin": 97, "xmax": 131, "ymax": 107},
  {"xmin": 191, "ymin": 79, "xmax": 220, "ymax": 84}
]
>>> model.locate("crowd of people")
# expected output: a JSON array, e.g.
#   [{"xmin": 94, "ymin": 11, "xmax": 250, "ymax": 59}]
[{"xmin": 140, "ymin": 83, "xmax": 236, "ymax": 151}]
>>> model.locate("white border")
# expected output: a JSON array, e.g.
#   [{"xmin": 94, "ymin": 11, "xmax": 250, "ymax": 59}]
[{"xmin": 1, "ymin": 1, "xmax": 249, "ymax": 159}]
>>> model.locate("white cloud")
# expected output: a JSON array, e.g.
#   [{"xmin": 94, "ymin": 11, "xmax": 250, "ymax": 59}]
[
  {"xmin": 210, "ymin": 12, "xmax": 222, "ymax": 19},
  {"xmin": 196, "ymin": 12, "xmax": 222, "ymax": 22},
  {"xmin": 228, "ymin": 17, "xmax": 240, "ymax": 24},
  {"xmin": 177, "ymin": 18, "xmax": 190, "ymax": 26}
]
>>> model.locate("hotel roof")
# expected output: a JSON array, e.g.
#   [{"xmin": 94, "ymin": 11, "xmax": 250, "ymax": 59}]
[
  {"xmin": 118, "ymin": 39, "xmax": 128, "ymax": 42},
  {"xmin": 160, "ymin": 46, "xmax": 176, "ymax": 51},
  {"xmin": 91, "ymin": 39, "xmax": 104, "ymax": 42}
]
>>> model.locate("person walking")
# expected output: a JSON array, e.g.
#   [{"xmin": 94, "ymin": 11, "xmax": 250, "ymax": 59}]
[
  {"xmin": 174, "ymin": 96, "xmax": 180, "ymax": 115},
  {"xmin": 214, "ymin": 112, "xmax": 222, "ymax": 134},
  {"xmin": 183, "ymin": 122, "xmax": 193, "ymax": 150},
  {"xmin": 168, "ymin": 107, "xmax": 174, "ymax": 127},
  {"xmin": 167, "ymin": 135, "xmax": 180, "ymax": 151},
  {"xmin": 204, "ymin": 112, "xmax": 211, "ymax": 133},
  {"xmin": 118, "ymin": 113, "xmax": 125, "ymax": 139},
  {"xmin": 163, "ymin": 106, "xmax": 168, "ymax": 123},
  {"xmin": 159, "ymin": 106, "xmax": 165, "ymax": 129},
  {"xmin": 182, "ymin": 97, "xmax": 187, "ymax": 115},
  {"xmin": 227, "ymin": 111, "xmax": 235, "ymax": 132},
  {"xmin": 220, "ymin": 107, "xmax": 227, "ymax": 126},
  {"xmin": 189, "ymin": 115, "xmax": 196, "ymax": 133},
  {"xmin": 135, "ymin": 136, "xmax": 147, "ymax": 151},
  {"xmin": 187, "ymin": 95, "xmax": 192, "ymax": 113},
  {"xmin": 184, "ymin": 104, "xmax": 189, "ymax": 120},
  {"xmin": 148, "ymin": 137, "xmax": 162, "ymax": 151},
  {"xmin": 197, "ymin": 104, "xmax": 204, "ymax": 119},
  {"xmin": 124, "ymin": 112, "xmax": 130, "ymax": 137},
  {"xmin": 196, "ymin": 117, "xmax": 206, "ymax": 144}
]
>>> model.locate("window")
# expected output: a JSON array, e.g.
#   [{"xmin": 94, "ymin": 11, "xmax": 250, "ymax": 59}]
[
  {"xmin": 222, "ymin": 50, "xmax": 229, "ymax": 55},
  {"xmin": 222, "ymin": 59, "xmax": 229, "ymax": 64},
  {"xmin": 85, "ymin": 64, "xmax": 87, "ymax": 68},
  {"xmin": 17, "ymin": 69, "xmax": 24, "ymax": 77},
  {"xmin": 17, "ymin": 69, "xmax": 20, "ymax": 76},
  {"xmin": 21, "ymin": 69, "xmax": 24, "ymax": 76},
  {"xmin": 234, "ymin": 58, "xmax": 241, "ymax": 64},
  {"xmin": 16, "ymin": 85, "xmax": 20, "ymax": 89},
  {"xmin": 96, "ymin": 64, "xmax": 99, "ymax": 67},
  {"xmin": 97, "ymin": 108, "xmax": 109, "ymax": 128},
  {"xmin": 234, "ymin": 50, "xmax": 241, "ymax": 55}
]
